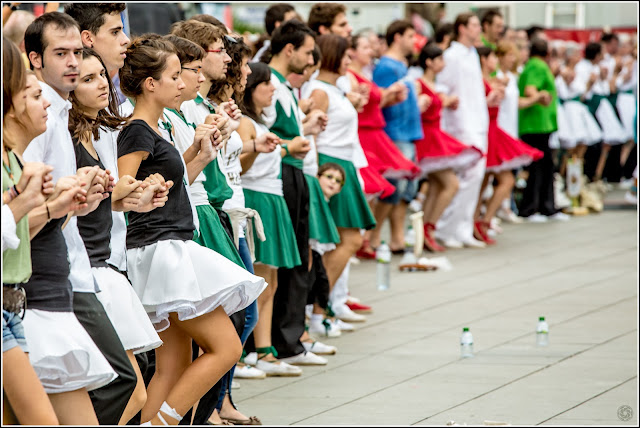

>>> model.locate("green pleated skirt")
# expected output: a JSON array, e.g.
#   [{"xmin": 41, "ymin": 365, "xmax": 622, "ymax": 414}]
[
  {"xmin": 194, "ymin": 204, "xmax": 245, "ymax": 268},
  {"xmin": 305, "ymin": 174, "xmax": 340, "ymax": 244},
  {"xmin": 243, "ymin": 189, "xmax": 301, "ymax": 268},
  {"xmin": 318, "ymin": 153, "xmax": 377, "ymax": 230}
]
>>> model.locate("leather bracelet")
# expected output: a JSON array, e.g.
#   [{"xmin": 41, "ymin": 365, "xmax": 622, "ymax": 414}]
[
  {"xmin": 252, "ymin": 138, "xmax": 256, "ymax": 152},
  {"xmin": 12, "ymin": 184, "xmax": 21, "ymax": 195},
  {"xmin": 282, "ymin": 144, "xmax": 289, "ymax": 155},
  {"xmin": 45, "ymin": 202, "xmax": 51, "ymax": 220}
]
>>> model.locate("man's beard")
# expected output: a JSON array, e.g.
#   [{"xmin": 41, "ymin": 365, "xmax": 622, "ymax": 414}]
[{"xmin": 289, "ymin": 62, "xmax": 308, "ymax": 75}]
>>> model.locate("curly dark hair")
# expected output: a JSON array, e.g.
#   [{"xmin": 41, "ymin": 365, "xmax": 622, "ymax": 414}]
[{"xmin": 208, "ymin": 35, "xmax": 252, "ymax": 103}]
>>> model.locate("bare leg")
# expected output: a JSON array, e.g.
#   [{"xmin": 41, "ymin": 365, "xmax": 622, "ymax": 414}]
[
  {"xmin": 2, "ymin": 347, "xmax": 59, "ymax": 425},
  {"xmin": 422, "ymin": 179, "xmax": 440, "ymax": 223},
  {"xmin": 389, "ymin": 201, "xmax": 408, "ymax": 251},
  {"xmin": 323, "ymin": 228, "xmax": 363, "ymax": 288},
  {"xmin": 369, "ymin": 201, "xmax": 393, "ymax": 248},
  {"xmin": 594, "ymin": 143, "xmax": 611, "ymax": 181},
  {"xmin": 118, "ymin": 350, "xmax": 148, "ymax": 424},
  {"xmin": 144, "ymin": 307, "xmax": 242, "ymax": 424},
  {"xmin": 252, "ymin": 265, "xmax": 278, "ymax": 362},
  {"xmin": 620, "ymin": 140, "xmax": 634, "ymax": 167},
  {"xmin": 48, "ymin": 389, "xmax": 98, "ymax": 425},
  {"xmin": 426, "ymin": 169, "xmax": 459, "ymax": 225},
  {"xmin": 474, "ymin": 174, "xmax": 492, "ymax": 220},
  {"xmin": 482, "ymin": 171, "xmax": 515, "ymax": 222},
  {"xmin": 360, "ymin": 199, "xmax": 377, "ymax": 254}
]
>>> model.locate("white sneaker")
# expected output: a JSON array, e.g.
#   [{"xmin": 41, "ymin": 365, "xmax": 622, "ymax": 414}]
[
  {"xmin": 489, "ymin": 218, "xmax": 503, "ymax": 234},
  {"xmin": 332, "ymin": 319, "xmax": 355, "ymax": 332},
  {"xmin": 441, "ymin": 238, "xmax": 464, "ymax": 249},
  {"xmin": 554, "ymin": 187, "xmax": 572, "ymax": 209},
  {"xmin": 334, "ymin": 306, "xmax": 367, "ymax": 323},
  {"xmin": 231, "ymin": 381, "xmax": 241, "ymax": 389},
  {"xmin": 619, "ymin": 178, "xmax": 635, "ymax": 190},
  {"xmin": 515, "ymin": 177, "xmax": 527, "ymax": 189},
  {"xmin": 549, "ymin": 211, "xmax": 570, "ymax": 221},
  {"xmin": 408, "ymin": 199, "xmax": 423, "ymax": 213},
  {"xmin": 302, "ymin": 340, "xmax": 337, "ymax": 355},
  {"xmin": 255, "ymin": 359, "xmax": 303, "ymax": 376},
  {"xmin": 624, "ymin": 190, "xmax": 638, "ymax": 204},
  {"xmin": 462, "ymin": 237, "xmax": 486, "ymax": 248},
  {"xmin": 244, "ymin": 352, "xmax": 258, "ymax": 366},
  {"xmin": 234, "ymin": 364, "xmax": 266, "ymax": 379},
  {"xmin": 309, "ymin": 319, "xmax": 341, "ymax": 337},
  {"xmin": 526, "ymin": 213, "xmax": 549, "ymax": 223},
  {"xmin": 279, "ymin": 351, "xmax": 328, "ymax": 366}
]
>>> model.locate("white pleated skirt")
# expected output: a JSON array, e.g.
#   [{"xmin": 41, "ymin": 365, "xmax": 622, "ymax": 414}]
[
  {"xmin": 616, "ymin": 92, "xmax": 637, "ymax": 142},
  {"xmin": 555, "ymin": 103, "xmax": 575, "ymax": 149},
  {"xmin": 562, "ymin": 101, "xmax": 603, "ymax": 147},
  {"xmin": 595, "ymin": 98, "xmax": 627, "ymax": 145},
  {"xmin": 93, "ymin": 267, "xmax": 163, "ymax": 354},
  {"xmin": 22, "ymin": 309, "xmax": 118, "ymax": 394},
  {"xmin": 126, "ymin": 239, "xmax": 267, "ymax": 332}
]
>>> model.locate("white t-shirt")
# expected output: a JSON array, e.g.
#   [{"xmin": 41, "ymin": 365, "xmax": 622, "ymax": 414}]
[
  {"xmin": 219, "ymin": 131, "xmax": 247, "ymax": 237},
  {"xmin": 496, "ymin": 69, "xmax": 519, "ymax": 139}
]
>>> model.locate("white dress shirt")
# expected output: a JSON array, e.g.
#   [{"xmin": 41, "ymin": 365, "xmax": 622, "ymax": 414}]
[
  {"xmin": 436, "ymin": 41, "xmax": 489, "ymax": 152},
  {"xmin": 2, "ymin": 205, "xmax": 19, "ymax": 251},
  {"xmin": 23, "ymin": 82, "xmax": 97, "ymax": 293}
]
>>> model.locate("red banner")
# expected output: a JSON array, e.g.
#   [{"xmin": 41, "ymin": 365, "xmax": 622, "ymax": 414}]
[{"xmin": 544, "ymin": 27, "xmax": 637, "ymax": 44}]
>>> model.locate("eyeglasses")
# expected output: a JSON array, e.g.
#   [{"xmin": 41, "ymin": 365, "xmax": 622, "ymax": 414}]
[
  {"xmin": 320, "ymin": 173, "xmax": 344, "ymax": 186},
  {"xmin": 206, "ymin": 48, "xmax": 227, "ymax": 55},
  {"xmin": 181, "ymin": 66, "xmax": 202, "ymax": 74}
]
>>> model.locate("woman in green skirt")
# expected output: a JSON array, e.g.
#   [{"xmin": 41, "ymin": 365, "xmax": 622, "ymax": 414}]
[
  {"xmin": 307, "ymin": 34, "xmax": 377, "ymax": 290},
  {"xmin": 238, "ymin": 62, "xmax": 303, "ymax": 377}
]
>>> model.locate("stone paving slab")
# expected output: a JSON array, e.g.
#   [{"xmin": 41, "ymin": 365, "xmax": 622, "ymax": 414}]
[{"xmin": 233, "ymin": 200, "xmax": 638, "ymax": 426}]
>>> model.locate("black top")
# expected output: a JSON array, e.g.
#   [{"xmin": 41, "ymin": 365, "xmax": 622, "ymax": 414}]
[
  {"xmin": 74, "ymin": 140, "xmax": 112, "ymax": 268},
  {"xmin": 23, "ymin": 217, "xmax": 73, "ymax": 311},
  {"xmin": 117, "ymin": 119, "xmax": 194, "ymax": 249}
]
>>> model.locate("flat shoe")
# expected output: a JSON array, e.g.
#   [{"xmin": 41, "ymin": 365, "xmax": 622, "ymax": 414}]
[
  {"xmin": 221, "ymin": 416, "xmax": 262, "ymax": 425},
  {"xmin": 206, "ymin": 420, "xmax": 234, "ymax": 425}
]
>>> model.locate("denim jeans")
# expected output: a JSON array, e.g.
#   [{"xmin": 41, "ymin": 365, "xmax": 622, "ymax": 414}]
[
  {"xmin": 2, "ymin": 309, "xmax": 27, "ymax": 353},
  {"xmin": 216, "ymin": 237, "xmax": 259, "ymax": 411},
  {"xmin": 379, "ymin": 140, "xmax": 418, "ymax": 204}
]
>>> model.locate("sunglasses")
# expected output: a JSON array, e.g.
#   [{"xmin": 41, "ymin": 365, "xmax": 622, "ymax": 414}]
[{"xmin": 320, "ymin": 173, "xmax": 344, "ymax": 186}]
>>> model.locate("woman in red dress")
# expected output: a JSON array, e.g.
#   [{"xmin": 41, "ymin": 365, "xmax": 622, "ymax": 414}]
[
  {"xmin": 414, "ymin": 43, "xmax": 483, "ymax": 251},
  {"xmin": 475, "ymin": 47, "xmax": 543, "ymax": 244},
  {"xmin": 347, "ymin": 33, "xmax": 420, "ymax": 258}
]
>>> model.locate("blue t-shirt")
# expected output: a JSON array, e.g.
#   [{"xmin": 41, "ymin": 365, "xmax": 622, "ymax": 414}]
[{"xmin": 373, "ymin": 56, "xmax": 423, "ymax": 143}]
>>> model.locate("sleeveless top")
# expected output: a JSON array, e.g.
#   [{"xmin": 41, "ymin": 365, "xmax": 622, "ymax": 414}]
[
  {"xmin": 74, "ymin": 141, "xmax": 112, "ymax": 268},
  {"xmin": 418, "ymin": 78, "xmax": 443, "ymax": 125},
  {"xmin": 306, "ymin": 79, "xmax": 359, "ymax": 162},
  {"xmin": 241, "ymin": 117, "xmax": 283, "ymax": 196},
  {"xmin": 348, "ymin": 69, "xmax": 386, "ymax": 129},
  {"xmin": 484, "ymin": 80, "xmax": 500, "ymax": 121}
]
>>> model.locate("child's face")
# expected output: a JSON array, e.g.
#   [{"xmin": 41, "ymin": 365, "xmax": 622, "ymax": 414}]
[{"xmin": 318, "ymin": 168, "xmax": 344, "ymax": 199}]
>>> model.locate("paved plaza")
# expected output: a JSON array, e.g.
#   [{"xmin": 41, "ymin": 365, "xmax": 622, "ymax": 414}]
[{"xmin": 233, "ymin": 193, "xmax": 638, "ymax": 426}]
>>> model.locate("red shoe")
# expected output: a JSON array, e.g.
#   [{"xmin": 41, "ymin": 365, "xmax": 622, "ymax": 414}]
[
  {"xmin": 356, "ymin": 240, "xmax": 376, "ymax": 259},
  {"xmin": 346, "ymin": 301, "xmax": 373, "ymax": 314},
  {"xmin": 474, "ymin": 220, "xmax": 496, "ymax": 245},
  {"xmin": 423, "ymin": 223, "xmax": 446, "ymax": 252}
]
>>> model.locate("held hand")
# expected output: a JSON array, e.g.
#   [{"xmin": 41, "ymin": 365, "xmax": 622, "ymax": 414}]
[
  {"xmin": 198, "ymin": 128, "xmax": 219, "ymax": 162},
  {"xmin": 298, "ymin": 98, "xmax": 315, "ymax": 114},
  {"xmin": 303, "ymin": 109, "xmax": 328, "ymax": 135},
  {"xmin": 255, "ymin": 132, "xmax": 280, "ymax": 153},
  {"xmin": 112, "ymin": 175, "xmax": 142, "ymax": 204},
  {"xmin": 449, "ymin": 95, "xmax": 460, "ymax": 110},
  {"xmin": 220, "ymin": 99, "xmax": 243, "ymax": 121},
  {"xmin": 418, "ymin": 93, "xmax": 432, "ymax": 113},
  {"xmin": 288, "ymin": 136, "xmax": 311, "ymax": 159},
  {"xmin": 20, "ymin": 169, "xmax": 47, "ymax": 210},
  {"xmin": 16, "ymin": 162, "xmax": 53, "ymax": 194},
  {"xmin": 47, "ymin": 175, "xmax": 88, "ymax": 218},
  {"xmin": 76, "ymin": 166, "xmax": 100, "ymax": 194}
]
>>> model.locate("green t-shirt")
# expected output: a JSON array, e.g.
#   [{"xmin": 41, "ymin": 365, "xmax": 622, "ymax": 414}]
[
  {"xmin": 481, "ymin": 34, "xmax": 497, "ymax": 51},
  {"xmin": 518, "ymin": 57, "xmax": 558, "ymax": 136},
  {"xmin": 2, "ymin": 151, "xmax": 32, "ymax": 284},
  {"xmin": 268, "ymin": 67, "xmax": 304, "ymax": 169}
]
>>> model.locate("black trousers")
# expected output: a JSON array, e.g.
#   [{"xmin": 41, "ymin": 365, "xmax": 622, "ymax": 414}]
[
  {"xmin": 307, "ymin": 250, "xmax": 330, "ymax": 310},
  {"xmin": 273, "ymin": 164, "xmax": 310, "ymax": 358},
  {"xmin": 73, "ymin": 292, "xmax": 137, "ymax": 425},
  {"xmin": 519, "ymin": 133, "xmax": 558, "ymax": 217}
]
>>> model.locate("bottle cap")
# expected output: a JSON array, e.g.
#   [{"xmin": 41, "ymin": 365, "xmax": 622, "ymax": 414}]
[
  {"xmin": 539, "ymin": 316, "xmax": 545, "ymax": 321},
  {"xmin": 463, "ymin": 327, "xmax": 469, "ymax": 332}
]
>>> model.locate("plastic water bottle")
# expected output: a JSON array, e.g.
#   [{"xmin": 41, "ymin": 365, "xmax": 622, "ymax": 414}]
[
  {"xmin": 376, "ymin": 241, "xmax": 391, "ymax": 291},
  {"xmin": 536, "ymin": 316, "xmax": 549, "ymax": 346},
  {"xmin": 405, "ymin": 225, "xmax": 416, "ymax": 253},
  {"xmin": 460, "ymin": 327, "xmax": 474, "ymax": 358}
]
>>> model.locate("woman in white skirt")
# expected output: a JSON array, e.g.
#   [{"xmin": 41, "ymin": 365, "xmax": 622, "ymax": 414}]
[
  {"xmin": 116, "ymin": 36, "xmax": 266, "ymax": 425},
  {"xmin": 3, "ymin": 58, "xmax": 117, "ymax": 424},
  {"xmin": 69, "ymin": 48, "xmax": 165, "ymax": 424}
]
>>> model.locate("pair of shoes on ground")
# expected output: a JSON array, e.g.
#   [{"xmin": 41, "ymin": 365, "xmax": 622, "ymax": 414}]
[
  {"xmin": 440, "ymin": 236, "xmax": 488, "ymax": 249},
  {"xmin": 308, "ymin": 317, "xmax": 356, "ymax": 338},
  {"xmin": 526, "ymin": 212, "xmax": 571, "ymax": 223}
]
